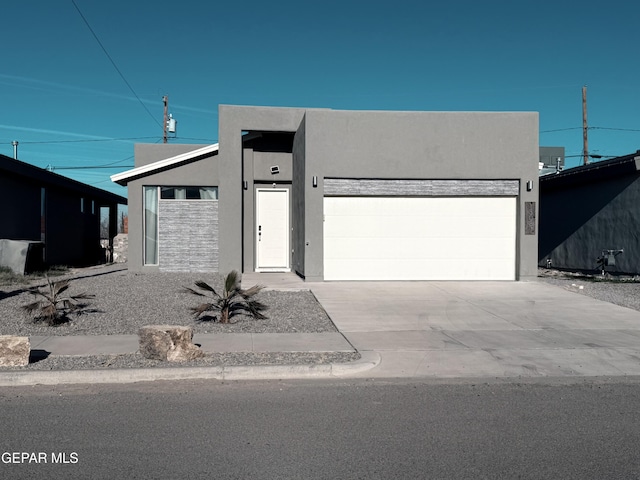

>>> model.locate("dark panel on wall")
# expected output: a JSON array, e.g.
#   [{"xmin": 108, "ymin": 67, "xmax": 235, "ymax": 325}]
[{"xmin": 525, "ymin": 202, "xmax": 536, "ymax": 235}]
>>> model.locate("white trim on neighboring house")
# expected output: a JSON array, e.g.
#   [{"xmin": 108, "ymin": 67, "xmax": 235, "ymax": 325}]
[{"xmin": 110, "ymin": 144, "xmax": 219, "ymax": 185}]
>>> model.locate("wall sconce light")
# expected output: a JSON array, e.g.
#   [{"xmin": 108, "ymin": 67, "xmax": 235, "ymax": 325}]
[
  {"xmin": 270, "ymin": 165, "xmax": 280, "ymax": 175},
  {"xmin": 526, "ymin": 180, "xmax": 533, "ymax": 192},
  {"xmin": 312, "ymin": 176, "xmax": 318, "ymax": 188},
  {"xmin": 243, "ymin": 180, "xmax": 248, "ymax": 190}
]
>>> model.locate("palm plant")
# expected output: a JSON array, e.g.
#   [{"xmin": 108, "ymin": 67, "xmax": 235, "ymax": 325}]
[
  {"xmin": 21, "ymin": 276, "xmax": 94, "ymax": 326},
  {"xmin": 183, "ymin": 270, "xmax": 267, "ymax": 323}
]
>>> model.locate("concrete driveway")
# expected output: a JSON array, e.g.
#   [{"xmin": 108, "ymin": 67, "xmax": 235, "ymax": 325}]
[{"xmin": 309, "ymin": 280, "xmax": 640, "ymax": 379}]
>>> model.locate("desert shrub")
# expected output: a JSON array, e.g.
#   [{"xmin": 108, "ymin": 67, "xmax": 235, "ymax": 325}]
[
  {"xmin": 22, "ymin": 276, "xmax": 94, "ymax": 326},
  {"xmin": 183, "ymin": 270, "xmax": 267, "ymax": 324}
]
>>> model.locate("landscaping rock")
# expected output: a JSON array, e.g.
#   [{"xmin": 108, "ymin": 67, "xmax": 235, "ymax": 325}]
[
  {"xmin": 113, "ymin": 234, "xmax": 128, "ymax": 263},
  {"xmin": 0, "ymin": 335, "xmax": 30, "ymax": 366},
  {"xmin": 138, "ymin": 325, "xmax": 204, "ymax": 362}
]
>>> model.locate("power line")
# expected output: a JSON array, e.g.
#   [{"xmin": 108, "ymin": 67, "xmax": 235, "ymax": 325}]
[
  {"xmin": 50, "ymin": 154, "xmax": 134, "ymax": 170},
  {"xmin": 4, "ymin": 136, "xmax": 159, "ymax": 145},
  {"xmin": 541, "ymin": 126, "xmax": 640, "ymax": 134},
  {"xmin": 53, "ymin": 165, "xmax": 134, "ymax": 170},
  {"xmin": 178, "ymin": 137, "xmax": 217, "ymax": 142},
  {"xmin": 540, "ymin": 127, "xmax": 582, "ymax": 133},
  {"xmin": 71, "ymin": 0, "xmax": 162, "ymax": 128},
  {"xmin": 2, "ymin": 136, "xmax": 216, "ymax": 145},
  {"xmin": 591, "ymin": 126, "xmax": 640, "ymax": 133}
]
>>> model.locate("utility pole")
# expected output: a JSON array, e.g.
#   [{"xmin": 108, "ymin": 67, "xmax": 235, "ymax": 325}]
[
  {"xmin": 582, "ymin": 85, "xmax": 589, "ymax": 165},
  {"xmin": 162, "ymin": 95, "xmax": 168, "ymax": 144}
]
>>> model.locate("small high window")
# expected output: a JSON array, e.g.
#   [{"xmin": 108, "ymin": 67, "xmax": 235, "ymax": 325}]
[{"xmin": 160, "ymin": 187, "xmax": 218, "ymax": 200}]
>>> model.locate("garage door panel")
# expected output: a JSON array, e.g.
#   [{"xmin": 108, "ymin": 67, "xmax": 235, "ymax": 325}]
[
  {"xmin": 324, "ymin": 197, "xmax": 516, "ymax": 281},
  {"xmin": 323, "ymin": 258, "xmax": 515, "ymax": 281},
  {"xmin": 325, "ymin": 235, "xmax": 514, "ymax": 259},
  {"xmin": 325, "ymin": 213, "xmax": 515, "ymax": 239}
]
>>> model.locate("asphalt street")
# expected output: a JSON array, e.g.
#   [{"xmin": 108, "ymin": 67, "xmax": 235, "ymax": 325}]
[{"xmin": 2, "ymin": 377, "xmax": 640, "ymax": 479}]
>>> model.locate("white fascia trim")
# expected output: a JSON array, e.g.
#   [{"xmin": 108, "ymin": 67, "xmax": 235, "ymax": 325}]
[{"xmin": 110, "ymin": 143, "xmax": 219, "ymax": 185}]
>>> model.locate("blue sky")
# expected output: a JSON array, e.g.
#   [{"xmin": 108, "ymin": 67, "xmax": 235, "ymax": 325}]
[{"xmin": 3, "ymin": 0, "xmax": 640, "ymax": 197}]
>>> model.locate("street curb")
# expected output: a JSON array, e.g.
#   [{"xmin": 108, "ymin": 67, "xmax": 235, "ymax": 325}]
[{"xmin": 0, "ymin": 351, "xmax": 381, "ymax": 386}]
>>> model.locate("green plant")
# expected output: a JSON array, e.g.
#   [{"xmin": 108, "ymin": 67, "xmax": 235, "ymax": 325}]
[
  {"xmin": 21, "ymin": 276, "xmax": 94, "ymax": 326},
  {"xmin": 183, "ymin": 270, "xmax": 268, "ymax": 323}
]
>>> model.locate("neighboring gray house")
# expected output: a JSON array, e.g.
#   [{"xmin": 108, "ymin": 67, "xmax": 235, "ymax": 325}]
[
  {"xmin": 112, "ymin": 105, "xmax": 539, "ymax": 281},
  {"xmin": 539, "ymin": 151, "xmax": 640, "ymax": 274},
  {"xmin": 0, "ymin": 154, "xmax": 127, "ymax": 269}
]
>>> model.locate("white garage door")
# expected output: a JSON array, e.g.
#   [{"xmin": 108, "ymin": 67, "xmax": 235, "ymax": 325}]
[{"xmin": 323, "ymin": 197, "xmax": 516, "ymax": 281}]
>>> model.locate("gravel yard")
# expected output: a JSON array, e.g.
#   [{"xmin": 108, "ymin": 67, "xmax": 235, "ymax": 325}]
[
  {"xmin": 0, "ymin": 264, "xmax": 360, "ymax": 370},
  {"xmin": 0, "ymin": 264, "xmax": 337, "ymax": 336},
  {"xmin": 537, "ymin": 268, "xmax": 640, "ymax": 312}
]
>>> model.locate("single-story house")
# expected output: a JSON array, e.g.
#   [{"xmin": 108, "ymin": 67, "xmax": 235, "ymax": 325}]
[
  {"xmin": 112, "ymin": 105, "xmax": 539, "ymax": 281},
  {"xmin": 0, "ymin": 153, "xmax": 127, "ymax": 269},
  {"xmin": 539, "ymin": 150, "xmax": 640, "ymax": 273}
]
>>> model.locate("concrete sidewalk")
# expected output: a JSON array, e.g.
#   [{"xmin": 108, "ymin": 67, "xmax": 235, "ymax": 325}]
[{"xmin": 28, "ymin": 332, "xmax": 354, "ymax": 355}]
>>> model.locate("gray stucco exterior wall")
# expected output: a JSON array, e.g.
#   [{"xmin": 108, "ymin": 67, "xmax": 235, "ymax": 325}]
[
  {"xmin": 121, "ymin": 105, "xmax": 538, "ymax": 280},
  {"xmin": 127, "ymin": 146, "xmax": 219, "ymax": 272},
  {"xmin": 298, "ymin": 109, "xmax": 539, "ymax": 280},
  {"xmin": 218, "ymin": 105, "xmax": 306, "ymax": 273},
  {"xmin": 241, "ymin": 147, "xmax": 293, "ymax": 272},
  {"xmin": 134, "ymin": 144, "xmax": 209, "ymax": 168}
]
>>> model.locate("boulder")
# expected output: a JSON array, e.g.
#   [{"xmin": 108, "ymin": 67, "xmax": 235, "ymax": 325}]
[
  {"xmin": 138, "ymin": 325, "xmax": 204, "ymax": 362},
  {"xmin": 0, "ymin": 335, "xmax": 30, "ymax": 367},
  {"xmin": 0, "ymin": 239, "xmax": 45, "ymax": 275},
  {"xmin": 113, "ymin": 234, "xmax": 128, "ymax": 263}
]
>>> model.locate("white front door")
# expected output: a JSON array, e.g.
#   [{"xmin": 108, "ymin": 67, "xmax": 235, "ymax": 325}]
[{"xmin": 256, "ymin": 188, "xmax": 290, "ymax": 271}]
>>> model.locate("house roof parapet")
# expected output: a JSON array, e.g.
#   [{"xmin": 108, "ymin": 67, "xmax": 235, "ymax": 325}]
[
  {"xmin": 540, "ymin": 151, "xmax": 640, "ymax": 190},
  {"xmin": 0, "ymin": 154, "xmax": 127, "ymax": 205}
]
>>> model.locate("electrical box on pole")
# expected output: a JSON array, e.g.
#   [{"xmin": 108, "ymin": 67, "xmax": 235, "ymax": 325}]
[
  {"xmin": 162, "ymin": 95, "xmax": 177, "ymax": 142},
  {"xmin": 163, "ymin": 95, "xmax": 168, "ymax": 143}
]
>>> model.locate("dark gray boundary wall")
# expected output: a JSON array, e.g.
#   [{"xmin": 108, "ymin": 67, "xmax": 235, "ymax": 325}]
[
  {"xmin": 219, "ymin": 106, "xmax": 539, "ymax": 281},
  {"xmin": 539, "ymin": 159, "xmax": 640, "ymax": 273}
]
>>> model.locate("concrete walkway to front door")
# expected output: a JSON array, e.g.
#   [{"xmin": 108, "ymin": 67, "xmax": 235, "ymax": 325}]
[{"xmin": 309, "ymin": 280, "xmax": 640, "ymax": 379}]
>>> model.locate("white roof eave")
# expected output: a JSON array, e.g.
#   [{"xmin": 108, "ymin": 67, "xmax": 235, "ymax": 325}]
[{"xmin": 110, "ymin": 143, "xmax": 219, "ymax": 186}]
